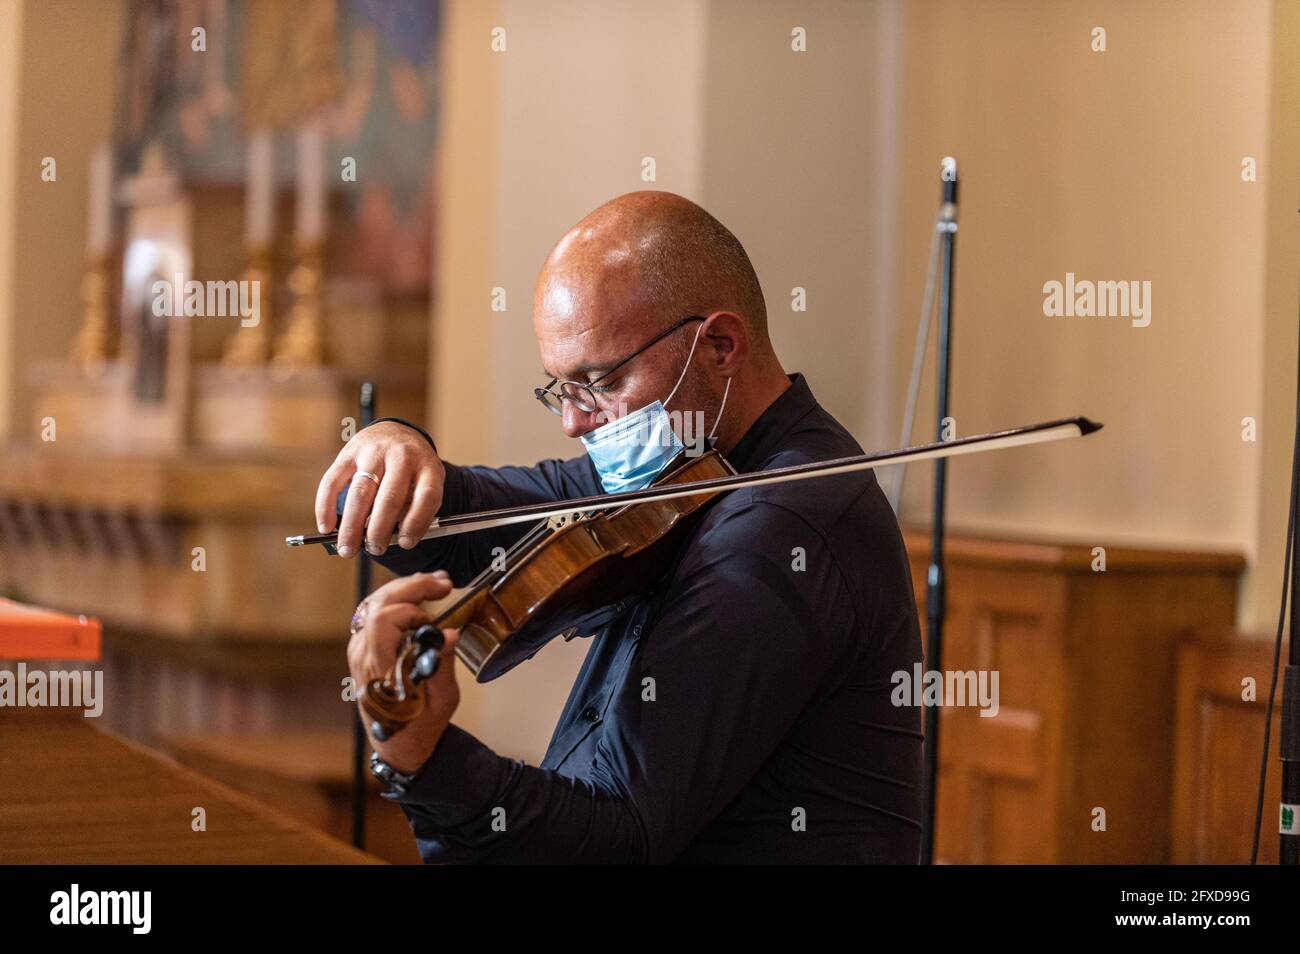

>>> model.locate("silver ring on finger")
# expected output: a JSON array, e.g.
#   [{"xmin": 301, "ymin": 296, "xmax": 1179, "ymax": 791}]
[
  {"xmin": 355, "ymin": 469, "xmax": 381, "ymax": 488},
  {"xmin": 350, "ymin": 599, "xmax": 370, "ymax": 635}
]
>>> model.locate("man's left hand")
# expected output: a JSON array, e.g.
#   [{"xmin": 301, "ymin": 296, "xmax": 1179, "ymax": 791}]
[{"xmin": 347, "ymin": 570, "xmax": 462, "ymax": 775}]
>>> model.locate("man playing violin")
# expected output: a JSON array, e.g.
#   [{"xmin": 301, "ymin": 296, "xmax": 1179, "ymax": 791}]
[{"xmin": 323, "ymin": 190, "xmax": 924, "ymax": 863}]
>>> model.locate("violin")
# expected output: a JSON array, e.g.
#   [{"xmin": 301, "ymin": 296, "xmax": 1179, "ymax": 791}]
[
  {"xmin": 287, "ymin": 415, "xmax": 1102, "ymax": 741},
  {"xmin": 357, "ymin": 447, "xmax": 736, "ymax": 741}
]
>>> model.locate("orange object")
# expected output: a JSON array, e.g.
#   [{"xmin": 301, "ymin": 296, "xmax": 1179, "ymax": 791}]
[{"xmin": 0, "ymin": 598, "xmax": 102, "ymax": 661}]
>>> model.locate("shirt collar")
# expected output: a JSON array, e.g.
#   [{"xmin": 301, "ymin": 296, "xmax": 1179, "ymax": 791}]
[{"xmin": 725, "ymin": 373, "xmax": 820, "ymax": 473}]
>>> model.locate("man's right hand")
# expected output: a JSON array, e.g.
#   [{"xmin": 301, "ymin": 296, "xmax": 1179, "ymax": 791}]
[{"xmin": 315, "ymin": 422, "xmax": 446, "ymax": 557}]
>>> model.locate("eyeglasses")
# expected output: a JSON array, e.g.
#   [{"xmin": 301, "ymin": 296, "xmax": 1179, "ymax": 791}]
[{"xmin": 534, "ymin": 316, "xmax": 706, "ymax": 416}]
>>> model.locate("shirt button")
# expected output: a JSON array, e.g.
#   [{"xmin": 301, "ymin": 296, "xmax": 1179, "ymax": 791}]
[
  {"xmin": 581, "ymin": 705, "xmax": 600, "ymax": 723},
  {"xmin": 632, "ymin": 624, "xmax": 643, "ymax": 636},
  {"xmin": 614, "ymin": 601, "xmax": 626, "ymax": 613}
]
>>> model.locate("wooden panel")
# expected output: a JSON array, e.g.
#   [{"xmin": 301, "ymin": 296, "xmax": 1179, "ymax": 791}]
[
  {"xmin": 0, "ymin": 707, "xmax": 381, "ymax": 864},
  {"xmin": 902, "ymin": 528, "xmax": 1245, "ymax": 575},
  {"xmin": 160, "ymin": 730, "xmax": 422, "ymax": 865},
  {"xmin": 1173, "ymin": 631, "xmax": 1286, "ymax": 864},
  {"xmin": 1064, "ymin": 572, "xmax": 1239, "ymax": 863},
  {"xmin": 989, "ymin": 780, "xmax": 1049, "ymax": 865},
  {"xmin": 905, "ymin": 528, "xmax": 1243, "ymax": 864},
  {"xmin": 925, "ymin": 565, "xmax": 1063, "ymax": 863},
  {"xmin": 0, "ymin": 444, "xmax": 385, "ymax": 641}
]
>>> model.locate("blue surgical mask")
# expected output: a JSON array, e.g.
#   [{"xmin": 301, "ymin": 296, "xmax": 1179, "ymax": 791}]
[{"xmin": 580, "ymin": 323, "xmax": 731, "ymax": 494}]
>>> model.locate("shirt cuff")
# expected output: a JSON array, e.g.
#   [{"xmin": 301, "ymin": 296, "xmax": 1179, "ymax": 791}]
[
  {"xmin": 380, "ymin": 723, "xmax": 515, "ymax": 829},
  {"xmin": 366, "ymin": 416, "xmax": 437, "ymax": 453}
]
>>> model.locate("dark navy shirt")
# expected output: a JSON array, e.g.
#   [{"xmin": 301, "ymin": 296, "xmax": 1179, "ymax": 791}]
[{"xmin": 373, "ymin": 373, "xmax": 923, "ymax": 863}]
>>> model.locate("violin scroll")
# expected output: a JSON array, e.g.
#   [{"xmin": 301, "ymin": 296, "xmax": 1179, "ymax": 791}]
[{"xmin": 359, "ymin": 624, "xmax": 445, "ymax": 742}]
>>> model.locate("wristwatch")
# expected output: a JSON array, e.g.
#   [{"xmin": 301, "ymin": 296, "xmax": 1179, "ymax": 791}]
[{"xmin": 369, "ymin": 750, "xmax": 417, "ymax": 796}]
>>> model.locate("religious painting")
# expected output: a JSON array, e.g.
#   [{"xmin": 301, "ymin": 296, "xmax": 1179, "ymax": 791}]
[{"xmin": 114, "ymin": 0, "xmax": 442, "ymax": 295}]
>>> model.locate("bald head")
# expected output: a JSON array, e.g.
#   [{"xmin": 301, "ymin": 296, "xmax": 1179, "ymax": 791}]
[
  {"xmin": 537, "ymin": 191, "xmax": 769, "ymax": 353},
  {"xmin": 533, "ymin": 191, "xmax": 788, "ymax": 450}
]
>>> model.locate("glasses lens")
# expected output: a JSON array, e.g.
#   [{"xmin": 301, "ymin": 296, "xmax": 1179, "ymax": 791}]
[
  {"xmin": 534, "ymin": 387, "xmax": 563, "ymax": 415},
  {"xmin": 559, "ymin": 381, "xmax": 598, "ymax": 413}
]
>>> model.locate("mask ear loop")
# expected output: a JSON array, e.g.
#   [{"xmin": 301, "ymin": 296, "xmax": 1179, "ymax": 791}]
[
  {"xmin": 708, "ymin": 377, "xmax": 731, "ymax": 441},
  {"xmin": 663, "ymin": 321, "xmax": 705, "ymax": 411},
  {"xmin": 663, "ymin": 320, "xmax": 732, "ymax": 443}
]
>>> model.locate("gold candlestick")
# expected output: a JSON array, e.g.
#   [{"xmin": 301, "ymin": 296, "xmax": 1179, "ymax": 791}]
[
  {"xmin": 222, "ymin": 244, "xmax": 274, "ymax": 367},
  {"xmin": 71, "ymin": 254, "xmax": 113, "ymax": 374},
  {"xmin": 272, "ymin": 242, "xmax": 326, "ymax": 370}
]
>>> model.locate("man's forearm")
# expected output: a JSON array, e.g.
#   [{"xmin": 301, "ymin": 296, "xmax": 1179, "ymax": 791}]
[{"xmin": 383, "ymin": 724, "xmax": 648, "ymax": 864}]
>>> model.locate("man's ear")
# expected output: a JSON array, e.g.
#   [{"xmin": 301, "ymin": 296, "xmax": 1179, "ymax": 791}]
[{"xmin": 704, "ymin": 311, "xmax": 748, "ymax": 373}]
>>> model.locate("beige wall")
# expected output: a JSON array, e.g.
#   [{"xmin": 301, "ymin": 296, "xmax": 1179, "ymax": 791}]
[
  {"xmin": 430, "ymin": 0, "xmax": 1297, "ymax": 760},
  {"xmin": 0, "ymin": 0, "xmax": 23, "ymax": 439},
  {"xmin": 429, "ymin": 0, "xmax": 500, "ymax": 471},
  {"xmin": 433, "ymin": 0, "xmax": 709, "ymax": 470},
  {"xmin": 703, "ymin": 0, "xmax": 906, "ymax": 446},
  {"xmin": 1247, "ymin": 0, "xmax": 1300, "ymax": 634},
  {"xmin": 691, "ymin": 0, "xmax": 1284, "ymax": 629},
  {"xmin": 431, "ymin": 0, "xmax": 711, "ymax": 759},
  {"xmin": 1, "ymin": 0, "xmax": 121, "ymax": 439},
  {"xmin": 891, "ymin": 0, "xmax": 1284, "ymax": 633}
]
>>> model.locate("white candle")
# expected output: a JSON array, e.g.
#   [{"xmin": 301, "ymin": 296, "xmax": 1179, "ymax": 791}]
[
  {"xmin": 245, "ymin": 128, "xmax": 275, "ymax": 246},
  {"xmin": 86, "ymin": 144, "xmax": 112, "ymax": 256},
  {"xmin": 295, "ymin": 117, "xmax": 326, "ymax": 244}
]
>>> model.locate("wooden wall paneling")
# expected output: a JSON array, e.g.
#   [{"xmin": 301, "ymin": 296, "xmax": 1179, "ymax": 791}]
[
  {"xmin": 1064, "ymin": 570, "xmax": 1240, "ymax": 863},
  {"xmin": 904, "ymin": 529, "xmax": 1243, "ymax": 864},
  {"xmin": 1173, "ymin": 631, "xmax": 1285, "ymax": 864}
]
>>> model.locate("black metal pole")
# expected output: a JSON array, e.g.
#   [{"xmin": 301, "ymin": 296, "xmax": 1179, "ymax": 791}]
[
  {"xmin": 1283, "ymin": 525, "xmax": 1299, "ymax": 864},
  {"xmin": 352, "ymin": 381, "xmax": 375, "ymax": 850},
  {"xmin": 921, "ymin": 164, "xmax": 958, "ymax": 865},
  {"xmin": 1281, "ymin": 286, "xmax": 1300, "ymax": 865}
]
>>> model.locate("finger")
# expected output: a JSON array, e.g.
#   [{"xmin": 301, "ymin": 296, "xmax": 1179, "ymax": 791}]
[
  {"xmin": 335, "ymin": 452, "xmax": 385, "ymax": 557},
  {"xmin": 364, "ymin": 570, "xmax": 454, "ymax": 614},
  {"xmin": 346, "ymin": 625, "xmax": 365, "ymax": 678},
  {"xmin": 360, "ymin": 603, "xmax": 435, "ymax": 680},
  {"xmin": 315, "ymin": 453, "xmax": 356, "ymax": 534},
  {"xmin": 414, "ymin": 628, "xmax": 459, "ymax": 692},
  {"xmin": 365, "ymin": 454, "xmax": 415, "ymax": 556},
  {"xmin": 397, "ymin": 469, "xmax": 444, "ymax": 549},
  {"xmin": 435, "ymin": 628, "xmax": 460, "ymax": 676}
]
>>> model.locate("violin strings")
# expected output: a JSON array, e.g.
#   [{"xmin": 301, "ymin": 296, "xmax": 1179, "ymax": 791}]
[{"xmin": 428, "ymin": 517, "xmax": 557, "ymax": 627}]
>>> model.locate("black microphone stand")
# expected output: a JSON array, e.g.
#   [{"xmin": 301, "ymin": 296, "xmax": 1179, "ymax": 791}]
[
  {"xmin": 1284, "ymin": 495, "xmax": 1298, "ymax": 864},
  {"xmin": 351, "ymin": 381, "xmax": 375, "ymax": 850},
  {"xmin": 920, "ymin": 163, "xmax": 958, "ymax": 865},
  {"xmin": 1277, "ymin": 281, "xmax": 1300, "ymax": 864},
  {"xmin": 1249, "ymin": 277, "xmax": 1300, "ymax": 866}
]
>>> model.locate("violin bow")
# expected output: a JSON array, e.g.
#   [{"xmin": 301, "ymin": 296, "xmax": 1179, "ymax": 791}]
[{"xmin": 288, "ymin": 416, "xmax": 1101, "ymax": 551}]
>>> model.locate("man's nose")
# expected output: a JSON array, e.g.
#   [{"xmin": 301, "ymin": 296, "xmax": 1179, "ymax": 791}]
[{"xmin": 562, "ymin": 399, "xmax": 604, "ymax": 439}]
